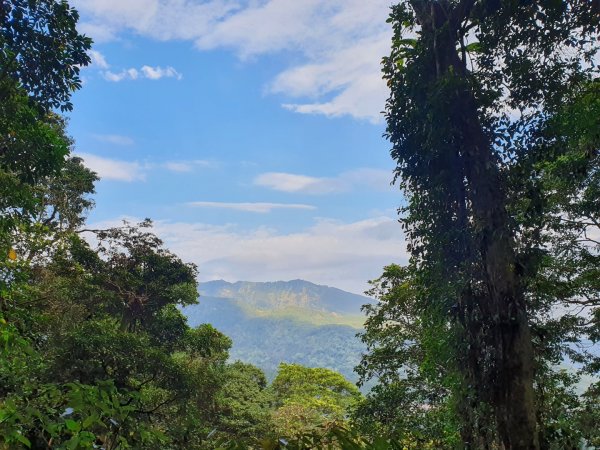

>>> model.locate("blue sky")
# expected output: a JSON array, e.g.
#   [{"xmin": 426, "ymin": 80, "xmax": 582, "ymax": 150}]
[{"xmin": 67, "ymin": 0, "xmax": 408, "ymax": 294}]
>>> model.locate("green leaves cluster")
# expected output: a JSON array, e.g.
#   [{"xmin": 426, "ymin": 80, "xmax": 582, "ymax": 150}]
[
  {"xmin": 1, "ymin": 0, "xmax": 91, "ymax": 111},
  {"xmin": 270, "ymin": 363, "xmax": 361, "ymax": 439}
]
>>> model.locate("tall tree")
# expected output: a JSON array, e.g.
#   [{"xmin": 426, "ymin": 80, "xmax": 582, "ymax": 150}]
[
  {"xmin": 1, "ymin": 0, "xmax": 91, "ymax": 268},
  {"xmin": 384, "ymin": 1, "xmax": 598, "ymax": 448}
]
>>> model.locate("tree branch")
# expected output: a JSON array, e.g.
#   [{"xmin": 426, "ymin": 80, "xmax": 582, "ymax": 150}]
[
  {"xmin": 135, "ymin": 395, "xmax": 179, "ymax": 416},
  {"xmin": 452, "ymin": 0, "xmax": 476, "ymax": 28},
  {"xmin": 409, "ymin": 0, "xmax": 432, "ymax": 27}
]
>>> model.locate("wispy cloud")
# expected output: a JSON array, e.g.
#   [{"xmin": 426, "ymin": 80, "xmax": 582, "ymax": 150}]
[
  {"xmin": 103, "ymin": 65, "xmax": 182, "ymax": 82},
  {"xmin": 103, "ymin": 68, "xmax": 140, "ymax": 82},
  {"xmin": 77, "ymin": 152, "xmax": 145, "ymax": 182},
  {"xmin": 274, "ymin": 36, "xmax": 390, "ymax": 122},
  {"xmin": 254, "ymin": 168, "xmax": 392, "ymax": 194},
  {"xmin": 186, "ymin": 201, "xmax": 316, "ymax": 213},
  {"xmin": 88, "ymin": 49, "xmax": 109, "ymax": 69},
  {"xmin": 163, "ymin": 160, "xmax": 214, "ymax": 172},
  {"xmin": 72, "ymin": 0, "xmax": 393, "ymax": 121},
  {"xmin": 88, "ymin": 215, "xmax": 408, "ymax": 295},
  {"xmin": 83, "ymin": 48, "xmax": 182, "ymax": 82},
  {"xmin": 141, "ymin": 65, "xmax": 182, "ymax": 80},
  {"xmin": 77, "ymin": 154, "xmax": 216, "ymax": 181},
  {"xmin": 254, "ymin": 173, "xmax": 334, "ymax": 194},
  {"xmin": 79, "ymin": 22, "xmax": 116, "ymax": 43},
  {"xmin": 164, "ymin": 162, "xmax": 194, "ymax": 173},
  {"xmin": 92, "ymin": 133, "xmax": 134, "ymax": 146}
]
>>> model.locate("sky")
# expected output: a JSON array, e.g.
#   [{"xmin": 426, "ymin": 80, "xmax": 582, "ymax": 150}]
[{"xmin": 66, "ymin": 0, "xmax": 408, "ymax": 295}]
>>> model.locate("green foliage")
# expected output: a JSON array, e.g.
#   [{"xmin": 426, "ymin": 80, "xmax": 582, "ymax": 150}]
[
  {"xmin": 0, "ymin": 0, "xmax": 91, "ymax": 292},
  {"xmin": 214, "ymin": 423, "xmax": 396, "ymax": 450},
  {"xmin": 271, "ymin": 363, "xmax": 361, "ymax": 439},
  {"xmin": 354, "ymin": 265, "xmax": 461, "ymax": 448},
  {"xmin": 578, "ymin": 382, "xmax": 600, "ymax": 447},
  {"xmin": 0, "ymin": 216, "xmax": 285, "ymax": 448},
  {"xmin": 0, "ymin": 0, "xmax": 92, "ymax": 111},
  {"xmin": 215, "ymin": 361, "xmax": 273, "ymax": 442},
  {"xmin": 0, "ymin": 90, "xmax": 73, "ymax": 257},
  {"xmin": 379, "ymin": 1, "xmax": 599, "ymax": 446},
  {"xmin": 516, "ymin": 81, "xmax": 600, "ymax": 375}
]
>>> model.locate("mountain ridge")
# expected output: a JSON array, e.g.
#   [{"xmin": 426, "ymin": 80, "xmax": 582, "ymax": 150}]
[
  {"xmin": 182, "ymin": 279, "xmax": 373, "ymax": 385},
  {"xmin": 198, "ymin": 279, "xmax": 373, "ymax": 320}
]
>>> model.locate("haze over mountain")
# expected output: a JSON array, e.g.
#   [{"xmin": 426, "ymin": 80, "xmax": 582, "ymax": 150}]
[{"xmin": 181, "ymin": 279, "xmax": 374, "ymax": 385}]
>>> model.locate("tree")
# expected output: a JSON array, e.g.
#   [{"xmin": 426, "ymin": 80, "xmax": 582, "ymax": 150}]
[
  {"xmin": 0, "ymin": 0, "xmax": 91, "ymax": 111},
  {"xmin": 271, "ymin": 363, "xmax": 361, "ymax": 439},
  {"xmin": 1, "ymin": 0, "xmax": 91, "ymax": 290},
  {"xmin": 516, "ymin": 81, "xmax": 600, "ymax": 379},
  {"xmin": 355, "ymin": 265, "xmax": 459, "ymax": 448},
  {"xmin": 13, "ymin": 153, "xmax": 97, "ymax": 263},
  {"xmin": 383, "ymin": 1, "xmax": 598, "ymax": 448},
  {"xmin": 0, "ymin": 98, "xmax": 73, "ymax": 257},
  {"xmin": 1, "ymin": 218, "xmax": 239, "ymax": 448},
  {"xmin": 66, "ymin": 220, "xmax": 199, "ymax": 332},
  {"xmin": 215, "ymin": 361, "xmax": 273, "ymax": 442},
  {"xmin": 355, "ymin": 264, "xmax": 598, "ymax": 448},
  {"xmin": 0, "ymin": 2, "xmax": 272, "ymax": 448}
]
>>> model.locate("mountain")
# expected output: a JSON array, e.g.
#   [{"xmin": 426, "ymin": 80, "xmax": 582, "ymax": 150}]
[{"xmin": 181, "ymin": 280, "xmax": 374, "ymax": 386}]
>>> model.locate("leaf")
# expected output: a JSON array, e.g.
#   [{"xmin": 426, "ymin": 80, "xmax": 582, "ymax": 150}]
[
  {"xmin": 465, "ymin": 42, "xmax": 483, "ymax": 53},
  {"xmin": 64, "ymin": 419, "xmax": 81, "ymax": 433},
  {"xmin": 66, "ymin": 436, "xmax": 80, "ymax": 450},
  {"xmin": 15, "ymin": 434, "xmax": 31, "ymax": 448},
  {"xmin": 398, "ymin": 38, "xmax": 417, "ymax": 47},
  {"xmin": 82, "ymin": 414, "xmax": 98, "ymax": 429}
]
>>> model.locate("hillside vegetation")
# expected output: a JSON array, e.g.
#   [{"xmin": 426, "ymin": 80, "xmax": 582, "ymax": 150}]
[{"xmin": 182, "ymin": 280, "xmax": 371, "ymax": 383}]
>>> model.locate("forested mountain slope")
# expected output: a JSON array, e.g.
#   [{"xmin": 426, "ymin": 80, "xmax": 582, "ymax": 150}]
[{"xmin": 182, "ymin": 280, "xmax": 373, "ymax": 384}]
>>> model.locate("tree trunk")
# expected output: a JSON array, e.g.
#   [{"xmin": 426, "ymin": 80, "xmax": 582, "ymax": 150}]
[
  {"xmin": 458, "ymin": 91, "xmax": 538, "ymax": 449},
  {"xmin": 411, "ymin": 2, "xmax": 539, "ymax": 448}
]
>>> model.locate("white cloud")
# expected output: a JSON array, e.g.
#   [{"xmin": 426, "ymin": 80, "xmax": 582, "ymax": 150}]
[
  {"xmin": 77, "ymin": 154, "xmax": 217, "ymax": 180},
  {"xmin": 141, "ymin": 65, "xmax": 182, "ymax": 80},
  {"xmin": 88, "ymin": 49, "xmax": 109, "ymax": 69},
  {"xmin": 79, "ymin": 22, "xmax": 116, "ymax": 43},
  {"xmin": 86, "ymin": 50, "xmax": 181, "ymax": 82},
  {"xmin": 163, "ymin": 215, "xmax": 405, "ymax": 295},
  {"xmin": 254, "ymin": 173, "xmax": 338, "ymax": 194},
  {"xmin": 102, "ymin": 71, "xmax": 121, "ymax": 82},
  {"xmin": 162, "ymin": 160, "xmax": 217, "ymax": 173},
  {"xmin": 77, "ymin": 152, "xmax": 145, "ymax": 182},
  {"xmin": 72, "ymin": 0, "xmax": 393, "ymax": 121},
  {"xmin": 103, "ymin": 69, "xmax": 134, "ymax": 82},
  {"xmin": 254, "ymin": 168, "xmax": 392, "ymax": 194},
  {"xmin": 89, "ymin": 215, "xmax": 408, "ymax": 294},
  {"xmin": 73, "ymin": 0, "xmax": 236, "ymax": 42},
  {"xmin": 186, "ymin": 201, "xmax": 316, "ymax": 213},
  {"xmin": 164, "ymin": 162, "xmax": 194, "ymax": 173},
  {"xmin": 102, "ymin": 65, "xmax": 180, "ymax": 82},
  {"xmin": 92, "ymin": 134, "xmax": 134, "ymax": 146},
  {"xmin": 275, "ymin": 35, "xmax": 390, "ymax": 122}
]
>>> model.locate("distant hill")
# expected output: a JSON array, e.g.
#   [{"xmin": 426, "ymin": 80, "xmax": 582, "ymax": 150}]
[
  {"xmin": 181, "ymin": 280, "xmax": 374, "ymax": 386},
  {"xmin": 197, "ymin": 279, "xmax": 371, "ymax": 327}
]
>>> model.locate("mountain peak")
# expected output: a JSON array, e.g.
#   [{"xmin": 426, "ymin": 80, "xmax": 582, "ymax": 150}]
[{"xmin": 198, "ymin": 279, "xmax": 372, "ymax": 316}]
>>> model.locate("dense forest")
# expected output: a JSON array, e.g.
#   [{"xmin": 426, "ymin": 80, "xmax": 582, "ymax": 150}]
[{"xmin": 1, "ymin": 1, "xmax": 599, "ymax": 449}]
